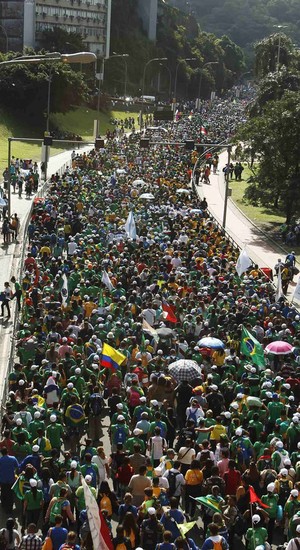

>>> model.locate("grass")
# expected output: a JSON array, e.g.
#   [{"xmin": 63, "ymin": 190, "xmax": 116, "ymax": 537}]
[
  {"xmin": 0, "ymin": 106, "xmax": 139, "ymax": 171},
  {"xmin": 229, "ymin": 165, "xmax": 300, "ymax": 260}
]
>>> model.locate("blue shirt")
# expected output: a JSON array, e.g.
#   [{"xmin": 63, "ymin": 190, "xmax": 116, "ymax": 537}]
[
  {"xmin": 49, "ymin": 527, "xmax": 68, "ymax": 550},
  {"xmin": 19, "ymin": 454, "xmax": 41, "ymax": 474},
  {"xmin": 0, "ymin": 455, "xmax": 19, "ymax": 483}
]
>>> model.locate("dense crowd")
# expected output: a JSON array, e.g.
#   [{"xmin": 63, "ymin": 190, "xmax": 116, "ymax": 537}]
[{"xmin": 0, "ymin": 95, "xmax": 299, "ymax": 550}]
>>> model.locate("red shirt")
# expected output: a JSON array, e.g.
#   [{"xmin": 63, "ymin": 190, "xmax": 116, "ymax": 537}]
[{"xmin": 223, "ymin": 468, "xmax": 241, "ymax": 495}]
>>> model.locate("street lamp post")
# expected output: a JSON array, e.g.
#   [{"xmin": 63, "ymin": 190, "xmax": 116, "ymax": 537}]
[
  {"xmin": 112, "ymin": 52, "xmax": 129, "ymax": 98},
  {"xmin": 159, "ymin": 63, "xmax": 172, "ymax": 100},
  {"xmin": 198, "ymin": 61, "xmax": 218, "ymax": 106},
  {"xmin": 140, "ymin": 57, "xmax": 167, "ymax": 131},
  {"xmin": 274, "ymin": 24, "xmax": 288, "ymax": 72},
  {"xmin": 2, "ymin": 51, "xmax": 96, "ymax": 216},
  {"xmin": 174, "ymin": 57, "xmax": 196, "ymax": 106}
]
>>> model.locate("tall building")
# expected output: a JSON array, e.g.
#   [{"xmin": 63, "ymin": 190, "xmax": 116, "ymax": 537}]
[
  {"xmin": 0, "ymin": 0, "xmax": 111, "ymax": 55},
  {"xmin": 137, "ymin": 0, "xmax": 158, "ymax": 42}
]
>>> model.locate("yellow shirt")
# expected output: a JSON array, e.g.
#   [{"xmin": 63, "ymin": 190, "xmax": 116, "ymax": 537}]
[
  {"xmin": 210, "ymin": 424, "xmax": 226, "ymax": 441},
  {"xmin": 185, "ymin": 469, "xmax": 203, "ymax": 486}
]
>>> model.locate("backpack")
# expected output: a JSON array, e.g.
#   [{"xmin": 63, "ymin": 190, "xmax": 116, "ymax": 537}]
[
  {"xmin": 82, "ymin": 465, "xmax": 97, "ymax": 486},
  {"xmin": 187, "ymin": 408, "xmax": 198, "ymax": 424},
  {"xmin": 50, "ymin": 498, "xmax": 64, "ymax": 524},
  {"xmin": 278, "ymin": 479, "xmax": 291, "ymax": 505},
  {"xmin": 89, "ymin": 393, "xmax": 104, "ymax": 417},
  {"xmin": 128, "ymin": 387, "xmax": 141, "ymax": 408},
  {"xmin": 0, "ymin": 529, "xmax": 7, "ymax": 550},
  {"xmin": 199, "ymin": 449, "xmax": 211, "ymax": 468},
  {"xmin": 114, "ymin": 425, "xmax": 126, "ymax": 445},
  {"xmin": 168, "ymin": 471, "xmax": 180, "ymax": 497},
  {"xmin": 263, "ymin": 469, "xmax": 276, "ymax": 489}
]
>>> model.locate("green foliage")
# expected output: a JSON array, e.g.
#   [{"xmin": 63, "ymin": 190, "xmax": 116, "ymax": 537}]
[
  {"xmin": 39, "ymin": 28, "xmax": 86, "ymax": 54},
  {"xmin": 237, "ymin": 91, "xmax": 300, "ymax": 222},
  {"xmin": 254, "ymin": 33, "xmax": 294, "ymax": 78}
]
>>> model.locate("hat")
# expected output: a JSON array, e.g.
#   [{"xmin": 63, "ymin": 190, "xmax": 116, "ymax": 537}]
[
  {"xmin": 34, "ymin": 411, "xmax": 41, "ymax": 419},
  {"xmin": 50, "ymin": 415, "xmax": 56, "ymax": 423},
  {"xmin": 116, "ymin": 403, "xmax": 123, "ymax": 409},
  {"xmin": 231, "ymin": 402, "xmax": 239, "ymax": 410},
  {"xmin": 267, "ymin": 483, "xmax": 275, "ymax": 492},
  {"xmin": 150, "ymin": 400, "xmax": 158, "ymax": 407},
  {"xmin": 32, "ymin": 445, "xmax": 40, "ymax": 453},
  {"xmin": 280, "ymin": 468, "xmax": 288, "ymax": 476},
  {"xmin": 252, "ymin": 514, "xmax": 260, "ymax": 524},
  {"xmin": 291, "ymin": 489, "xmax": 299, "ymax": 497},
  {"xmin": 29, "ymin": 479, "xmax": 37, "ymax": 487},
  {"xmin": 276, "ymin": 441, "xmax": 283, "ymax": 448},
  {"xmin": 284, "ymin": 459, "xmax": 291, "ymax": 466},
  {"xmin": 16, "ymin": 418, "xmax": 22, "ymax": 426},
  {"xmin": 296, "ymin": 525, "xmax": 300, "ymax": 533},
  {"xmin": 235, "ymin": 428, "xmax": 243, "ymax": 436},
  {"xmin": 85, "ymin": 475, "xmax": 92, "ymax": 483},
  {"xmin": 211, "ymin": 384, "xmax": 218, "ymax": 391},
  {"xmin": 70, "ymin": 460, "xmax": 78, "ymax": 469},
  {"xmin": 117, "ymin": 415, "xmax": 125, "ymax": 421},
  {"xmin": 133, "ymin": 428, "xmax": 142, "ymax": 436},
  {"xmin": 140, "ymin": 396, "xmax": 147, "ymax": 403},
  {"xmin": 147, "ymin": 507, "xmax": 156, "ymax": 516},
  {"xmin": 75, "ymin": 368, "xmax": 81, "ymax": 375}
]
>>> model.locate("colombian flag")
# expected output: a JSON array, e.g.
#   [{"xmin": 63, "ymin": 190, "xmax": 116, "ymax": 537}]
[{"xmin": 101, "ymin": 343, "xmax": 126, "ymax": 370}]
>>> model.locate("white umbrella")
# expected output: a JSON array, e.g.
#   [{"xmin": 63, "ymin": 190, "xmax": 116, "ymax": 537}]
[
  {"xmin": 139, "ymin": 193, "xmax": 155, "ymax": 200},
  {"xmin": 176, "ymin": 188, "xmax": 191, "ymax": 194},
  {"xmin": 133, "ymin": 179, "xmax": 146, "ymax": 186}
]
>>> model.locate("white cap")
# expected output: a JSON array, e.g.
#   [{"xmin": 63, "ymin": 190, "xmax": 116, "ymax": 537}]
[
  {"xmin": 75, "ymin": 368, "xmax": 81, "ymax": 375},
  {"xmin": 267, "ymin": 483, "xmax": 275, "ymax": 492},
  {"xmin": 284, "ymin": 459, "xmax": 291, "ymax": 466},
  {"xmin": 85, "ymin": 475, "xmax": 92, "ymax": 483},
  {"xmin": 140, "ymin": 396, "xmax": 146, "ymax": 403},
  {"xmin": 32, "ymin": 445, "xmax": 40, "ymax": 452},
  {"xmin": 67, "ymin": 382, "xmax": 73, "ymax": 389},
  {"xmin": 116, "ymin": 403, "xmax": 123, "ymax": 409},
  {"xmin": 133, "ymin": 428, "xmax": 141, "ymax": 436},
  {"xmin": 211, "ymin": 384, "xmax": 218, "ymax": 391},
  {"xmin": 150, "ymin": 400, "xmax": 158, "ymax": 406},
  {"xmin": 236, "ymin": 393, "xmax": 244, "ymax": 399},
  {"xmin": 29, "ymin": 478, "xmax": 37, "ymax": 487},
  {"xmin": 276, "ymin": 440, "xmax": 284, "ymax": 448},
  {"xmin": 296, "ymin": 525, "xmax": 300, "ymax": 533},
  {"xmin": 280, "ymin": 468, "xmax": 288, "ymax": 476},
  {"xmin": 235, "ymin": 428, "xmax": 243, "ymax": 436},
  {"xmin": 224, "ymin": 412, "xmax": 231, "ymax": 419},
  {"xmin": 70, "ymin": 460, "xmax": 78, "ymax": 469},
  {"xmin": 291, "ymin": 489, "xmax": 299, "ymax": 497},
  {"xmin": 50, "ymin": 414, "xmax": 56, "ymax": 423},
  {"xmin": 117, "ymin": 415, "xmax": 125, "ymax": 421},
  {"xmin": 252, "ymin": 514, "xmax": 260, "ymax": 524},
  {"xmin": 231, "ymin": 402, "xmax": 239, "ymax": 410},
  {"xmin": 34, "ymin": 411, "xmax": 41, "ymax": 419},
  {"xmin": 16, "ymin": 419, "xmax": 22, "ymax": 426},
  {"xmin": 147, "ymin": 507, "xmax": 156, "ymax": 515},
  {"xmin": 293, "ymin": 416, "xmax": 299, "ymax": 423}
]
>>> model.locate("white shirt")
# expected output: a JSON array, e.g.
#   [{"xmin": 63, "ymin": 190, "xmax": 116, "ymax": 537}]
[
  {"xmin": 67, "ymin": 241, "xmax": 77, "ymax": 255},
  {"xmin": 163, "ymin": 468, "xmax": 185, "ymax": 496},
  {"xmin": 150, "ymin": 435, "xmax": 166, "ymax": 460},
  {"xmin": 178, "ymin": 446, "xmax": 196, "ymax": 465}
]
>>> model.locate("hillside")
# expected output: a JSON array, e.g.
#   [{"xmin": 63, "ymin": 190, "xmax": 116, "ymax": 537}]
[{"xmin": 166, "ymin": 0, "xmax": 300, "ymax": 54}]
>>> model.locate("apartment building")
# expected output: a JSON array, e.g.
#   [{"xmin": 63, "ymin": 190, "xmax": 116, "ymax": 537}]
[{"xmin": 0, "ymin": 0, "xmax": 111, "ymax": 55}]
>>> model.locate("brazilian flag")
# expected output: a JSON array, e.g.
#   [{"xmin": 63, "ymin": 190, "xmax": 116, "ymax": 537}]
[{"xmin": 240, "ymin": 326, "xmax": 265, "ymax": 368}]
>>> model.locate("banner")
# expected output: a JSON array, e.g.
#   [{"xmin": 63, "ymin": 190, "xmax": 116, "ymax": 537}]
[
  {"xmin": 236, "ymin": 248, "xmax": 252, "ymax": 277},
  {"xmin": 82, "ymin": 476, "xmax": 111, "ymax": 550}
]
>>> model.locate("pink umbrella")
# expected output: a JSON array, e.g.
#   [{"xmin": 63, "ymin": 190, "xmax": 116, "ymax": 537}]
[{"xmin": 265, "ymin": 341, "xmax": 294, "ymax": 355}]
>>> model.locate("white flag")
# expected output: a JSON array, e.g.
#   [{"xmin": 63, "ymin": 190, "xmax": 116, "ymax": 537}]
[
  {"xmin": 236, "ymin": 248, "xmax": 252, "ymax": 277},
  {"xmin": 61, "ymin": 274, "xmax": 68, "ymax": 307},
  {"xmin": 124, "ymin": 211, "xmax": 137, "ymax": 239},
  {"xmin": 293, "ymin": 277, "xmax": 300, "ymax": 303},
  {"xmin": 275, "ymin": 265, "xmax": 284, "ymax": 302},
  {"xmin": 81, "ymin": 476, "xmax": 109, "ymax": 550},
  {"xmin": 101, "ymin": 270, "xmax": 114, "ymax": 291}
]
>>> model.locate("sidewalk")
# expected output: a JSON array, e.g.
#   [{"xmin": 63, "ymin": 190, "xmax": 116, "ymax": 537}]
[
  {"xmin": 0, "ymin": 144, "xmax": 92, "ymax": 401},
  {"xmin": 196, "ymin": 151, "xmax": 298, "ymax": 301}
]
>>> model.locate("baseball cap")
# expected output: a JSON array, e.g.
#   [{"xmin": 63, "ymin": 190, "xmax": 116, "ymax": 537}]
[
  {"xmin": 85, "ymin": 475, "xmax": 92, "ymax": 483},
  {"xmin": 147, "ymin": 507, "xmax": 156, "ymax": 516},
  {"xmin": 29, "ymin": 479, "xmax": 37, "ymax": 487},
  {"xmin": 267, "ymin": 483, "xmax": 275, "ymax": 492},
  {"xmin": 50, "ymin": 415, "xmax": 56, "ymax": 423},
  {"xmin": 252, "ymin": 514, "xmax": 260, "ymax": 524},
  {"xmin": 70, "ymin": 460, "xmax": 78, "ymax": 469},
  {"xmin": 140, "ymin": 396, "xmax": 147, "ymax": 403},
  {"xmin": 291, "ymin": 489, "xmax": 299, "ymax": 497},
  {"xmin": 235, "ymin": 428, "xmax": 243, "ymax": 436},
  {"xmin": 117, "ymin": 415, "xmax": 125, "ymax": 421},
  {"xmin": 32, "ymin": 445, "xmax": 40, "ymax": 453}
]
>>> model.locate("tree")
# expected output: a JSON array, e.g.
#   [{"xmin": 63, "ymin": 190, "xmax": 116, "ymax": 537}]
[
  {"xmin": 254, "ymin": 33, "xmax": 294, "ymax": 78},
  {"xmin": 39, "ymin": 28, "xmax": 86, "ymax": 54},
  {"xmin": 237, "ymin": 91, "xmax": 300, "ymax": 223}
]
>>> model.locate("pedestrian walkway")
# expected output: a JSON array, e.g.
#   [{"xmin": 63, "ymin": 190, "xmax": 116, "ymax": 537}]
[
  {"xmin": 196, "ymin": 151, "xmax": 299, "ymax": 303},
  {"xmin": 0, "ymin": 144, "xmax": 92, "ymax": 401}
]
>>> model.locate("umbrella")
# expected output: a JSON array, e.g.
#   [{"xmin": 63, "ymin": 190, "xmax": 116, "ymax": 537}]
[
  {"xmin": 156, "ymin": 327, "xmax": 175, "ymax": 338},
  {"xmin": 198, "ymin": 337, "xmax": 225, "ymax": 349},
  {"xmin": 176, "ymin": 188, "xmax": 190, "ymax": 194},
  {"xmin": 132, "ymin": 179, "xmax": 146, "ymax": 186},
  {"xmin": 168, "ymin": 359, "xmax": 202, "ymax": 382},
  {"xmin": 265, "ymin": 341, "xmax": 294, "ymax": 355},
  {"xmin": 139, "ymin": 193, "xmax": 155, "ymax": 200}
]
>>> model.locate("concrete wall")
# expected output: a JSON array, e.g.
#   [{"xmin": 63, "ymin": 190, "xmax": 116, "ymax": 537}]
[
  {"xmin": 0, "ymin": 0, "xmax": 24, "ymax": 52},
  {"xmin": 137, "ymin": 0, "xmax": 158, "ymax": 42}
]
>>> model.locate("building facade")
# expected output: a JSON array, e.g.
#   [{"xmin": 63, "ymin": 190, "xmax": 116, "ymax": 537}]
[
  {"xmin": 0, "ymin": 0, "xmax": 111, "ymax": 55},
  {"xmin": 137, "ymin": 0, "xmax": 158, "ymax": 42}
]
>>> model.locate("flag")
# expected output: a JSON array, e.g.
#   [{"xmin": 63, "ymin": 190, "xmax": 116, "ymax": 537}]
[
  {"xmin": 193, "ymin": 495, "xmax": 221, "ymax": 513},
  {"xmin": 275, "ymin": 265, "xmax": 284, "ymax": 302},
  {"xmin": 293, "ymin": 277, "xmax": 300, "ymax": 303},
  {"xmin": 162, "ymin": 300, "xmax": 178, "ymax": 323},
  {"xmin": 61, "ymin": 273, "xmax": 68, "ymax": 307},
  {"xmin": 101, "ymin": 270, "xmax": 114, "ymax": 291},
  {"xmin": 200, "ymin": 126, "xmax": 207, "ymax": 135},
  {"xmin": 236, "ymin": 248, "xmax": 252, "ymax": 277},
  {"xmin": 142, "ymin": 319, "xmax": 159, "ymax": 342},
  {"xmin": 176, "ymin": 521, "xmax": 196, "ymax": 537},
  {"xmin": 124, "ymin": 211, "xmax": 137, "ymax": 240},
  {"xmin": 81, "ymin": 476, "xmax": 113, "ymax": 550},
  {"xmin": 12, "ymin": 475, "xmax": 25, "ymax": 500},
  {"xmin": 101, "ymin": 342, "xmax": 126, "ymax": 370},
  {"xmin": 249, "ymin": 485, "xmax": 270, "ymax": 509},
  {"xmin": 240, "ymin": 326, "xmax": 265, "ymax": 367}
]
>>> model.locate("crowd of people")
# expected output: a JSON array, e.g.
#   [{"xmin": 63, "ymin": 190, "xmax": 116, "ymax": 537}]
[{"xmin": 0, "ymin": 94, "xmax": 299, "ymax": 550}]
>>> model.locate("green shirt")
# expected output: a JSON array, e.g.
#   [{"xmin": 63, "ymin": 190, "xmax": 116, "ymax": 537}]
[
  {"xmin": 46, "ymin": 423, "xmax": 64, "ymax": 449},
  {"xmin": 261, "ymin": 493, "xmax": 278, "ymax": 519},
  {"xmin": 75, "ymin": 485, "xmax": 97, "ymax": 512},
  {"xmin": 125, "ymin": 437, "xmax": 145, "ymax": 454},
  {"xmin": 245, "ymin": 527, "xmax": 268, "ymax": 550},
  {"xmin": 24, "ymin": 489, "xmax": 43, "ymax": 510}
]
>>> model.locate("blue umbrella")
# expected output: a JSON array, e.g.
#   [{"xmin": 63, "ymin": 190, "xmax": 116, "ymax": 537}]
[{"xmin": 198, "ymin": 337, "xmax": 225, "ymax": 349}]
